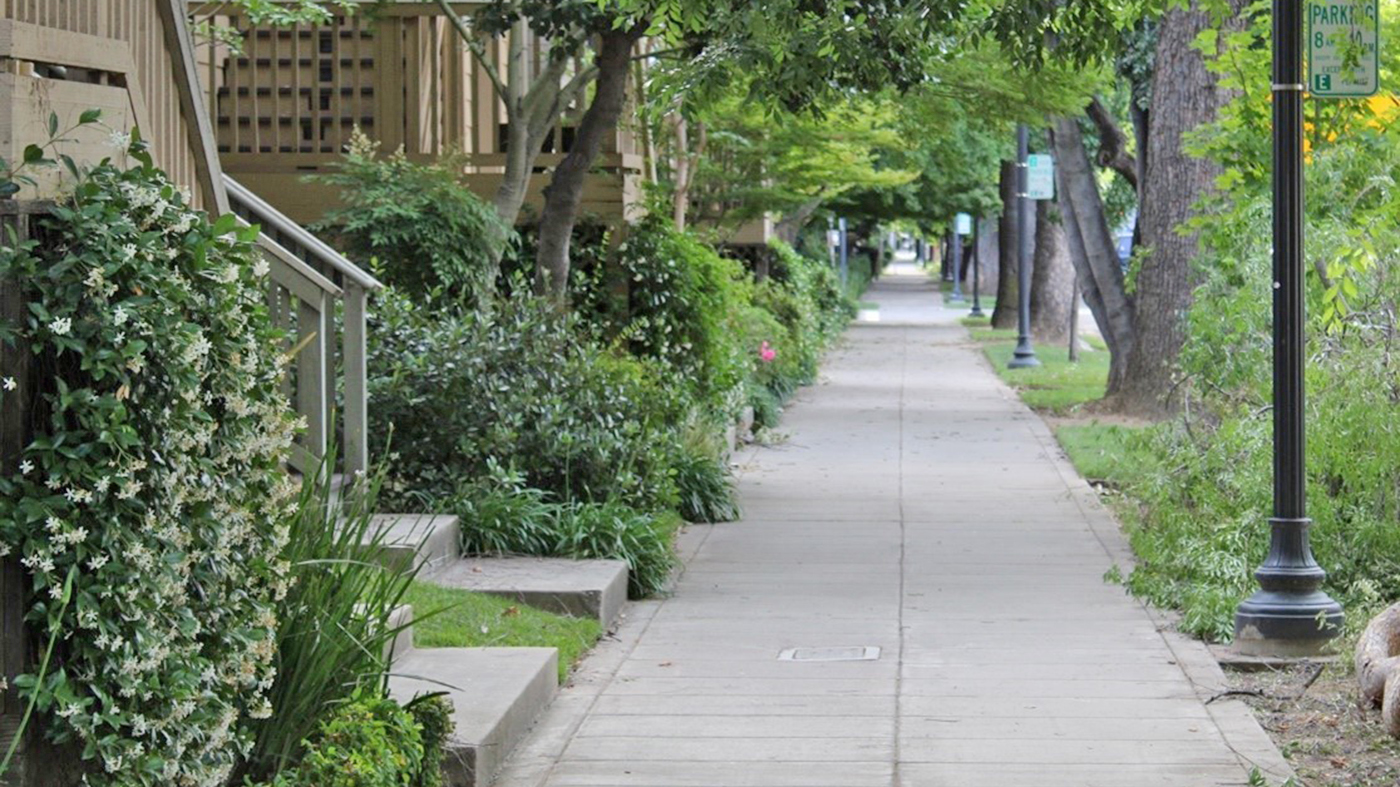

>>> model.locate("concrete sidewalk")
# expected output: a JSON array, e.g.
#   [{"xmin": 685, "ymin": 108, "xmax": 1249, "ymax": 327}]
[{"xmin": 494, "ymin": 267, "xmax": 1290, "ymax": 787}]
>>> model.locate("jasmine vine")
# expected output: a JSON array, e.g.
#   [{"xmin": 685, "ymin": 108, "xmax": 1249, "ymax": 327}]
[{"xmin": 0, "ymin": 143, "xmax": 298, "ymax": 785}]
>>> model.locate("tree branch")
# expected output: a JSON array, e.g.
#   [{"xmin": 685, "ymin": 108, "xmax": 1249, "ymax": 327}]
[
  {"xmin": 436, "ymin": 0, "xmax": 507, "ymax": 99},
  {"xmin": 558, "ymin": 63, "xmax": 600, "ymax": 109},
  {"xmin": 1086, "ymin": 96, "xmax": 1138, "ymax": 189}
]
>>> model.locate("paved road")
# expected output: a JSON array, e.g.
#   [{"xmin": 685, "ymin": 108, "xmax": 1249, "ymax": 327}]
[{"xmin": 495, "ymin": 266, "xmax": 1290, "ymax": 787}]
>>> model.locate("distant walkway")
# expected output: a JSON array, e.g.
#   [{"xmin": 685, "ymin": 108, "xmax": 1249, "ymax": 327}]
[{"xmin": 495, "ymin": 265, "xmax": 1290, "ymax": 787}]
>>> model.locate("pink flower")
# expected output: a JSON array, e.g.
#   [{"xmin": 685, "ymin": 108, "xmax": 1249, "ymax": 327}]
[{"xmin": 759, "ymin": 341, "xmax": 777, "ymax": 363}]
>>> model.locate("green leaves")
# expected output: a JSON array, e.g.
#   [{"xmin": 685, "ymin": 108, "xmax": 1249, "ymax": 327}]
[{"xmin": 0, "ymin": 158, "xmax": 297, "ymax": 785}]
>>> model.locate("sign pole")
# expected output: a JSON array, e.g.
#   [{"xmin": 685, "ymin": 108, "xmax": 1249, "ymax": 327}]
[
  {"xmin": 1234, "ymin": 0, "xmax": 1343, "ymax": 656},
  {"xmin": 1009, "ymin": 124, "xmax": 1040, "ymax": 369}
]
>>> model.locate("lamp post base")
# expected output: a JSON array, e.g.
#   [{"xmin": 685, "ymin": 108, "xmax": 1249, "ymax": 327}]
[
  {"xmin": 1233, "ymin": 517, "xmax": 1344, "ymax": 657},
  {"xmin": 969, "ymin": 305, "xmax": 985, "ymax": 317},
  {"xmin": 1234, "ymin": 597, "xmax": 1343, "ymax": 657},
  {"xmin": 1007, "ymin": 339, "xmax": 1040, "ymax": 369}
]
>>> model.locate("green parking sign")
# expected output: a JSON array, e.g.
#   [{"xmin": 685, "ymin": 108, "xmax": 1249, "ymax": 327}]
[{"xmin": 1308, "ymin": 1, "xmax": 1380, "ymax": 98}]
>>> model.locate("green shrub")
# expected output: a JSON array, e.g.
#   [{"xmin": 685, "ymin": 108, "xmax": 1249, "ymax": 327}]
[
  {"xmin": 673, "ymin": 421, "xmax": 740, "ymax": 524},
  {"xmin": 314, "ymin": 132, "xmax": 509, "ymax": 306},
  {"xmin": 768, "ymin": 238, "xmax": 854, "ymax": 337},
  {"xmin": 368, "ymin": 290, "xmax": 683, "ymax": 513},
  {"xmin": 268, "ymin": 696, "xmax": 425, "ymax": 787},
  {"xmin": 452, "ymin": 468, "xmax": 677, "ymax": 598},
  {"xmin": 406, "ymin": 695, "xmax": 453, "ymax": 787},
  {"xmin": 602, "ymin": 217, "xmax": 753, "ymax": 416},
  {"xmin": 0, "ymin": 152, "xmax": 298, "ymax": 784},
  {"xmin": 748, "ymin": 382, "xmax": 784, "ymax": 430},
  {"xmin": 675, "ymin": 449, "xmax": 740, "ymax": 524}
]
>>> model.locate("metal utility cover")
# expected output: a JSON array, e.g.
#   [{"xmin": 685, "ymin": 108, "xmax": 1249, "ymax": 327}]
[{"xmin": 778, "ymin": 647, "xmax": 881, "ymax": 662}]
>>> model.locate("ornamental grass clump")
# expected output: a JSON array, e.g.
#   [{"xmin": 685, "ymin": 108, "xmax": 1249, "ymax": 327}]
[
  {"xmin": 0, "ymin": 147, "xmax": 299, "ymax": 784},
  {"xmin": 241, "ymin": 454, "xmax": 422, "ymax": 780}
]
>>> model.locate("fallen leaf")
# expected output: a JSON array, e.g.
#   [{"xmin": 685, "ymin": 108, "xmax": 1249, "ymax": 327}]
[{"xmin": 502, "ymin": 606, "xmax": 520, "ymax": 617}]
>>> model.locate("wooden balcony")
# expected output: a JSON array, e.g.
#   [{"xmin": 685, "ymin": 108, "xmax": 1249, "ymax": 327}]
[{"xmin": 190, "ymin": 3, "xmax": 644, "ymax": 227}]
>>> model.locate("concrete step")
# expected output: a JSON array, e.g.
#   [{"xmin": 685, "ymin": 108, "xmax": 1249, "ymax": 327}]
[
  {"xmin": 384, "ymin": 604, "xmax": 414, "ymax": 663},
  {"xmin": 423, "ymin": 556, "xmax": 629, "ymax": 629},
  {"xmin": 368, "ymin": 513, "xmax": 460, "ymax": 574},
  {"xmin": 389, "ymin": 647, "xmax": 558, "ymax": 787}
]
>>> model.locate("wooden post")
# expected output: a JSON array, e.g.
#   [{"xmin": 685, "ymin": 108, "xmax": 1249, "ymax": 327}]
[
  {"xmin": 296, "ymin": 295, "xmax": 329, "ymax": 473},
  {"xmin": 342, "ymin": 283, "xmax": 369, "ymax": 481}
]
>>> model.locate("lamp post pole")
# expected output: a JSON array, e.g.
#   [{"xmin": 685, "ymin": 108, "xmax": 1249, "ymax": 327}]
[
  {"xmin": 970, "ymin": 216, "xmax": 985, "ymax": 318},
  {"xmin": 1233, "ymin": 0, "xmax": 1343, "ymax": 656},
  {"xmin": 1008, "ymin": 124, "xmax": 1040, "ymax": 369}
]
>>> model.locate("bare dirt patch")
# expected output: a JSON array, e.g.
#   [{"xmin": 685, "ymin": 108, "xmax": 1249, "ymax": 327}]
[{"xmin": 1226, "ymin": 662, "xmax": 1400, "ymax": 786}]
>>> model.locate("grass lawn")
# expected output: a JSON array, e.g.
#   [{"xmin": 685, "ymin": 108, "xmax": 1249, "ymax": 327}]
[
  {"xmin": 1054, "ymin": 423, "xmax": 1148, "ymax": 485},
  {"xmin": 970, "ymin": 328, "xmax": 1112, "ymax": 415},
  {"xmin": 402, "ymin": 582, "xmax": 602, "ymax": 682}
]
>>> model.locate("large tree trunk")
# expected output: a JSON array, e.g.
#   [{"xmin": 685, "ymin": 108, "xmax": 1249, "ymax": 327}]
[
  {"xmin": 1029, "ymin": 198, "xmax": 1076, "ymax": 345},
  {"xmin": 1113, "ymin": 0, "xmax": 1244, "ymax": 415},
  {"xmin": 535, "ymin": 25, "xmax": 644, "ymax": 301},
  {"xmin": 1050, "ymin": 117, "xmax": 1135, "ymax": 392},
  {"xmin": 974, "ymin": 216, "xmax": 999, "ymax": 297},
  {"xmin": 991, "ymin": 160, "xmax": 1020, "ymax": 329}
]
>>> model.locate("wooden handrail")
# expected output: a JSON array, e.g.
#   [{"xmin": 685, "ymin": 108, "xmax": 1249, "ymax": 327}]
[
  {"xmin": 226, "ymin": 177, "xmax": 384, "ymax": 292},
  {"xmin": 226, "ymin": 176, "xmax": 378, "ymax": 481}
]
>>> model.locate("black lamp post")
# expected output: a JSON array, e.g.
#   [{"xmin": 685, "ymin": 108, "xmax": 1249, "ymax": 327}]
[
  {"xmin": 1008, "ymin": 124, "xmax": 1040, "ymax": 369},
  {"xmin": 1233, "ymin": 0, "xmax": 1343, "ymax": 656},
  {"xmin": 970, "ymin": 217, "xmax": 985, "ymax": 318}
]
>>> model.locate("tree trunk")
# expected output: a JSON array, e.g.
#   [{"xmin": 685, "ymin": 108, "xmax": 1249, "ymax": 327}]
[
  {"xmin": 535, "ymin": 25, "xmax": 644, "ymax": 301},
  {"xmin": 991, "ymin": 160, "xmax": 1020, "ymax": 329},
  {"xmin": 1029, "ymin": 197, "xmax": 1076, "ymax": 345},
  {"xmin": 1113, "ymin": 0, "xmax": 1244, "ymax": 415},
  {"xmin": 1050, "ymin": 117, "xmax": 1135, "ymax": 393},
  {"xmin": 671, "ymin": 113, "xmax": 691, "ymax": 230},
  {"xmin": 975, "ymin": 216, "xmax": 998, "ymax": 297}
]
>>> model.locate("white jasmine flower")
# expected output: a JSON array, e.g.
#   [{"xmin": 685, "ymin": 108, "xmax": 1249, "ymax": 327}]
[
  {"xmin": 120, "ymin": 244, "xmax": 137, "ymax": 260},
  {"xmin": 113, "ymin": 306, "xmax": 128, "ymax": 326},
  {"xmin": 17, "ymin": 460, "xmax": 31, "ymax": 475},
  {"xmin": 49, "ymin": 317, "xmax": 71, "ymax": 336},
  {"xmin": 107, "ymin": 130, "xmax": 130, "ymax": 150},
  {"xmin": 2, "ymin": 377, "xmax": 15, "ymax": 391}
]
